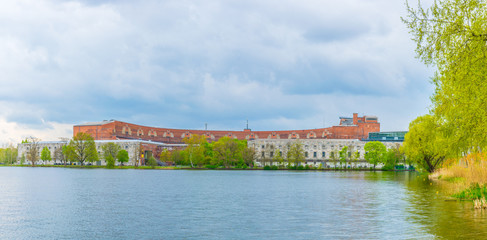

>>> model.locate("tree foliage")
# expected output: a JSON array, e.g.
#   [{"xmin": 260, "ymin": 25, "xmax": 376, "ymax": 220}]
[
  {"xmin": 287, "ymin": 141, "xmax": 305, "ymax": 167},
  {"xmin": 40, "ymin": 146, "xmax": 51, "ymax": 163},
  {"xmin": 364, "ymin": 141, "xmax": 386, "ymax": 169},
  {"xmin": 403, "ymin": 0, "xmax": 487, "ymax": 155},
  {"xmin": 117, "ymin": 149, "xmax": 129, "ymax": 166},
  {"xmin": 102, "ymin": 142, "xmax": 120, "ymax": 164},
  {"xmin": 26, "ymin": 137, "xmax": 41, "ymax": 166},
  {"xmin": 68, "ymin": 132, "xmax": 98, "ymax": 165},
  {"xmin": 403, "ymin": 115, "xmax": 449, "ymax": 172}
]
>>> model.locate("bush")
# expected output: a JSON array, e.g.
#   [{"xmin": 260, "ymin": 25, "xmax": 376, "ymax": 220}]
[
  {"xmin": 205, "ymin": 165, "xmax": 218, "ymax": 169},
  {"xmin": 271, "ymin": 165, "xmax": 278, "ymax": 170},
  {"xmin": 304, "ymin": 165, "xmax": 310, "ymax": 170},
  {"xmin": 263, "ymin": 165, "xmax": 272, "ymax": 170},
  {"xmin": 453, "ymin": 183, "xmax": 487, "ymax": 200},
  {"xmin": 287, "ymin": 165, "xmax": 297, "ymax": 170},
  {"xmin": 297, "ymin": 165, "xmax": 305, "ymax": 170},
  {"xmin": 147, "ymin": 156, "xmax": 157, "ymax": 168},
  {"xmin": 105, "ymin": 155, "xmax": 115, "ymax": 168}
]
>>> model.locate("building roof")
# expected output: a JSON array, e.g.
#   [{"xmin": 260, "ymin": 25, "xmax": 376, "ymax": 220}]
[{"xmin": 74, "ymin": 120, "xmax": 115, "ymax": 127}]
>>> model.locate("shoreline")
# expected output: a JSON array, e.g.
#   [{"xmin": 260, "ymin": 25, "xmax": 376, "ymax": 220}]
[{"xmin": 0, "ymin": 164, "xmax": 415, "ymax": 172}]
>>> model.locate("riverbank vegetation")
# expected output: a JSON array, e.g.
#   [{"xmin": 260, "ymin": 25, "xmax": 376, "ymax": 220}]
[{"xmin": 403, "ymin": 0, "xmax": 487, "ymax": 201}]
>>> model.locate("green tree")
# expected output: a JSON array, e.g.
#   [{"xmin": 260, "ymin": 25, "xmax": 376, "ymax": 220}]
[
  {"xmin": 352, "ymin": 150, "xmax": 360, "ymax": 169},
  {"xmin": 117, "ymin": 149, "xmax": 129, "ymax": 166},
  {"xmin": 330, "ymin": 150, "xmax": 339, "ymax": 168},
  {"xmin": 102, "ymin": 142, "xmax": 120, "ymax": 165},
  {"xmin": 147, "ymin": 156, "xmax": 157, "ymax": 168},
  {"xmin": 287, "ymin": 141, "xmax": 305, "ymax": 167},
  {"xmin": 68, "ymin": 132, "xmax": 98, "ymax": 166},
  {"xmin": 364, "ymin": 141, "xmax": 386, "ymax": 169},
  {"xmin": 105, "ymin": 154, "xmax": 115, "ymax": 168},
  {"xmin": 339, "ymin": 146, "xmax": 349, "ymax": 169},
  {"xmin": 183, "ymin": 134, "xmax": 207, "ymax": 167},
  {"xmin": 403, "ymin": 0, "xmax": 487, "ymax": 154},
  {"xmin": 272, "ymin": 148, "xmax": 284, "ymax": 168},
  {"xmin": 213, "ymin": 137, "xmax": 240, "ymax": 167},
  {"xmin": 403, "ymin": 115, "xmax": 449, "ymax": 172},
  {"xmin": 159, "ymin": 148, "xmax": 172, "ymax": 163},
  {"xmin": 242, "ymin": 145, "xmax": 257, "ymax": 168},
  {"xmin": 40, "ymin": 146, "xmax": 51, "ymax": 164}
]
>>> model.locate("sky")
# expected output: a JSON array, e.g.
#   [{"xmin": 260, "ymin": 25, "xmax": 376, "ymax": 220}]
[{"xmin": 0, "ymin": 0, "xmax": 435, "ymax": 145}]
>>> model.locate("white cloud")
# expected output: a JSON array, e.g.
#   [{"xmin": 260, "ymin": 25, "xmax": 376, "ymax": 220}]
[{"xmin": 0, "ymin": 0, "xmax": 435, "ymax": 141}]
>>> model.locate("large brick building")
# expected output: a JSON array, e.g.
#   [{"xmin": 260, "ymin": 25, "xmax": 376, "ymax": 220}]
[{"xmin": 73, "ymin": 113, "xmax": 380, "ymax": 143}]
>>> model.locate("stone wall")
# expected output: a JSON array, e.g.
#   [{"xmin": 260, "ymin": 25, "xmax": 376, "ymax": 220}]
[
  {"xmin": 17, "ymin": 140, "xmax": 185, "ymax": 166},
  {"xmin": 249, "ymin": 139, "xmax": 402, "ymax": 168}
]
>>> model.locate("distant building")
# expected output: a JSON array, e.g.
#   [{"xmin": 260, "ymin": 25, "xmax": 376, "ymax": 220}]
[
  {"xmin": 249, "ymin": 138, "xmax": 402, "ymax": 168},
  {"xmin": 367, "ymin": 131, "xmax": 407, "ymax": 142},
  {"xmin": 17, "ymin": 140, "xmax": 185, "ymax": 166},
  {"xmin": 73, "ymin": 113, "xmax": 380, "ymax": 144}
]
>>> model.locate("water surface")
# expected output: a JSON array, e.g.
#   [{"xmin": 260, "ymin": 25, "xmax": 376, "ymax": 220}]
[{"xmin": 0, "ymin": 168, "xmax": 485, "ymax": 239}]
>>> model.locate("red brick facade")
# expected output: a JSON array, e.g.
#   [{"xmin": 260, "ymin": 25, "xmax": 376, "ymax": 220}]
[{"xmin": 73, "ymin": 113, "xmax": 380, "ymax": 143}]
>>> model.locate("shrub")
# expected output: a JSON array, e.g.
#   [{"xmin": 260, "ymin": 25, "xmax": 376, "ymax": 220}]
[
  {"xmin": 271, "ymin": 165, "xmax": 278, "ymax": 170},
  {"xmin": 263, "ymin": 165, "xmax": 272, "ymax": 170},
  {"xmin": 205, "ymin": 165, "xmax": 218, "ymax": 169},
  {"xmin": 453, "ymin": 183, "xmax": 487, "ymax": 200},
  {"xmin": 297, "ymin": 165, "xmax": 305, "ymax": 170}
]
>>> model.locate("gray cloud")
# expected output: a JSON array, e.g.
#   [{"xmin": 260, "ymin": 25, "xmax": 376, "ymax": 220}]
[{"xmin": 0, "ymin": 0, "xmax": 435, "ymax": 142}]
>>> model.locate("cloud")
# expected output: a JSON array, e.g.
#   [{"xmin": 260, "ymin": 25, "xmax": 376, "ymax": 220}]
[{"xmin": 0, "ymin": 0, "xmax": 435, "ymax": 143}]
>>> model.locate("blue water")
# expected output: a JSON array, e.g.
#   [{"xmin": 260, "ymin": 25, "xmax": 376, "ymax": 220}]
[{"xmin": 0, "ymin": 168, "xmax": 485, "ymax": 239}]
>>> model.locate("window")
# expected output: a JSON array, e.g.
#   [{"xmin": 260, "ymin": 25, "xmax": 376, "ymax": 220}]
[
  {"xmin": 348, "ymin": 152, "xmax": 352, "ymax": 158},
  {"xmin": 262, "ymin": 145, "xmax": 265, "ymax": 149},
  {"xmin": 279, "ymin": 151, "xmax": 282, "ymax": 157},
  {"xmin": 322, "ymin": 152, "xmax": 326, "ymax": 158},
  {"xmin": 305, "ymin": 152, "xmax": 308, "ymax": 158},
  {"xmin": 261, "ymin": 152, "xmax": 265, "ymax": 157},
  {"xmin": 313, "ymin": 152, "xmax": 317, "ymax": 158},
  {"xmin": 270, "ymin": 151, "xmax": 274, "ymax": 157}
]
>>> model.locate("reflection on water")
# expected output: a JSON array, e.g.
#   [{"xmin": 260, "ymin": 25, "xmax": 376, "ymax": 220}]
[{"xmin": 0, "ymin": 168, "xmax": 485, "ymax": 239}]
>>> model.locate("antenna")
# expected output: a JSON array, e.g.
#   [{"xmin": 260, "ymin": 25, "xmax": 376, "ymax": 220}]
[{"xmin": 246, "ymin": 119, "xmax": 249, "ymax": 130}]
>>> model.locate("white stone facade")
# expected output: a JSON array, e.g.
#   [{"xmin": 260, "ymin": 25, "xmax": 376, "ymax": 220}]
[
  {"xmin": 17, "ymin": 140, "xmax": 184, "ymax": 166},
  {"xmin": 249, "ymin": 139, "xmax": 402, "ymax": 168}
]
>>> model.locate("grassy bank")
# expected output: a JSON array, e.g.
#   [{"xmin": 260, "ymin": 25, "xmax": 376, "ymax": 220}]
[{"xmin": 430, "ymin": 153, "xmax": 487, "ymax": 208}]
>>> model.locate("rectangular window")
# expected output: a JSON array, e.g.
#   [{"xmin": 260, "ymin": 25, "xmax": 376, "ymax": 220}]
[
  {"xmin": 322, "ymin": 152, "xmax": 326, "ymax": 158},
  {"xmin": 261, "ymin": 152, "xmax": 265, "ymax": 157},
  {"xmin": 313, "ymin": 152, "xmax": 317, "ymax": 158},
  {"xmin": 270, "ymin": 151, "xmax": 274, "ymax": 157},
  {"xmin": 305, "ymin": 152, "xmax": 308, "ymax": 158}
]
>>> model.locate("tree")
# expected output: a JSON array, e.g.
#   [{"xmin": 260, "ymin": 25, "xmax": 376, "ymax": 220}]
[
  {"xmin": 330, "ymin": 150, "xmax": 339, "ymax": 168},
  {"xmin": 26, "ymin": 137, "xmax": 41, "ymax": 166},
  {"xmin": 147, "ymin": 156, "xmax": 157, "ymax": 168},
  {"xmin": 0, "ymin": 144, "xmax": 18, "ymax": 164},
  {"xmin": 339, "ymin": 146, "xmax": 349, "ymax": 169},
  {"xmin": 183, "ymin": 134, "xmax": 207, "ymax": 167},
  {"xmin": 352, "ymin": 150, "xmax": 360, "ymax": 169},
  {"xmin": 117, "ymin": 149, "xmax": 129, "ymax": 166},
  {"xmin": 403, "ymin": 0, "xmax": 487, "ymax": 154},
  {"xmin": 403, "ymin": 115, "xmax": 449, "ymax": 172},
  {"xmin": 272, "ymin": 148, "xmax": 284, "ymax": 168},
  {"xmin": 213, "ymin": 137, "xmax": 240, "ymax": 168},
  {"xmin": 242, "ymin": 146, "xmax": 257, "ymax": 168},
  {"xmin": 40, "ymin": 146, "xmax": 52, "ymax": 164},
  {"xmin": 105, "ymin": 154, "xmax": 115, "ymax": 168},
  {"xmin": 68, "ymin": 132, "xmax": 98, "ymax": 166},
  {"xmin": 364, "ymin": 141, "xmax": 386, "ymax": 169},
  {"xmin": 133, "ymin": 143, "xmax": 142, "ymax": 167},
  {"xmin": 102, "ymin": 142, "xmax": 120, "ymax": 165},
  {"xmin": 159, "ymin": 148, "xmax": 172, "ymax": 163},
  {"xmin": 287, "ymin": 141, "xmax": 305, "ymax": 167}
]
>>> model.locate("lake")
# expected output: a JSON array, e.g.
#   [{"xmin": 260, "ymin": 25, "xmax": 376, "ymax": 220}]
[{"xmin": 0, "ymin": 167, "xmax": 486, "ymax": 239}]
